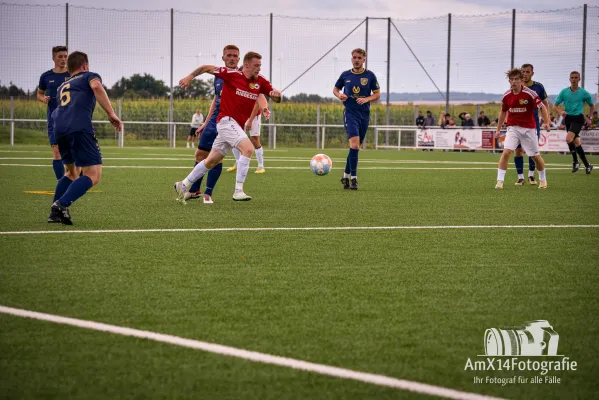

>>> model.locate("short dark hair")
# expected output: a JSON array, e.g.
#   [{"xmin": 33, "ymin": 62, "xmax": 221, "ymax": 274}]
[
  {"xmin": 67, "ymin": 51, "xmax": 88, "ymax": 74},
  {"xmin": 223, "ymin": 44, "xmax": 239, "ymax": 53},
  {"xmin": 480, "ymin": 111, "xmax": 485, "ymax": 114},
  {"xmin": 521, "ymin": 63, "xmax": 534, "ymax": 71},
  {"xmin": 570, "ymin": 71, "xmax": 580, "ymax": 77},
  {"xmin": 243, "ymin": 51, "xmax": 262, "ymax": 64},
  {"xmin": 506, "ymin": 68, "xmax": 523, "ymax": 79},
  {"xmin": 426, "ymin": 110, "xmax": 431, "ymax": 113},
  {"xmin": 52, "ymin": 46, "xmax": 67, "ymax": 56},
  {"xmin": 352, "ymin": 48, "xmax": 367, "ymax": 57}
]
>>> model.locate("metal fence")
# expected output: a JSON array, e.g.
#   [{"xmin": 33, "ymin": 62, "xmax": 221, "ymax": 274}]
[{"xmin": 0, "ymin": 3, "xmax": 598, "ymax": 146}]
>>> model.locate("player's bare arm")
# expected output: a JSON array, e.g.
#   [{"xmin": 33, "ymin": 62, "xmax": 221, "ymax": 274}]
[
  {"xmin": 553, "ymin": 103, "xmax": 566, "ymax": 117},
  {"xmin": 179, "ymin": 65, "xmax": 216, "ymax": 89},
  {"xmin": 268, "ymin": 90, "xmax": 282, "ymax": 103},
  {"xmin": 90, "ymin": 79, "xmax": 122, "ymax": 131},
  {"xmin": 495, "ymin": 111, "xmax": 507, "ymax": 137},
  {"xmin": 197, "ymin": 96, "xmax": 217, "ymax": 135},
  {"xmin": 540, "ymin": 104, "xmax": 551, "ymax": 132},
  {"xmin": 333, "ymin": 87, "xmax": 347, "ymax": 101},
  {"xmin": 37, "ymin": 89, "xmax": 50, "ymax": 104},
  {"xmin": 356, "ymin": 91, "xmax": 381, "ymax": 105},
  {"xmin": 257, "ymin": 94, "xmax": 271, "ymax": 120}
]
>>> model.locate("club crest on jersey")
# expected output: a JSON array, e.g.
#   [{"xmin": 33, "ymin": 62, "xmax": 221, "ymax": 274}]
[
  {"xmin": 519, "ymin": 99, "xmax": 529, "ymax": 105},
  {"xmin": 360, "ymin": 78, "xmax": 368, "ymax": 86},
  {"xmin": 249, "ymin": 83, "xmax": 260, "ymax": 90}
]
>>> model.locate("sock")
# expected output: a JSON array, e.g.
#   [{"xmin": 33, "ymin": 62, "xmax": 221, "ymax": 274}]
[
  {"xmin": 191, "ymin": 141, "xmax": 194, "ymax": 148},
  {"xmin": 528, "ymin": 169, "xmax": 535, "ymax": 178},
  {"xmin": 52, "ymin": 160, "xmax": 64, "ymax": 180},
  {"xmin": 232, "ymin": 148, "xmax": 241, "ymax": 163},
  {"xmin": 189, "ymin": 162, "xmax": 203, "ymax": 193},
  {"xmin": 255, "ymin": 146, "xmax": 264, "ymax": 168},
  {"xmin": 59, "ymin": 175, "xmax": 93, "ymax": 207},
  {"xmin": 235, "ymin": 155, "xmax": 250, "ymax": 193},
  {"xmin": 528, "ymin": 157, "xmax": 536, "ymax": 173},
  {"xmin": 518, "ymin": 173, "xmax": 524, "ymax": 180},
  {"xmin": 344, "ymin": 152, "xmax": 351, "ymax": 175},
  {"xmin": 514, "ymin": 156, "xmax": 524, "ymax": 175},
  {"xmin": 205, "ymin": 162, "xmax": 223, "ymax": 196},
  {"xmin": 186, "ymin": 143, "xmax": 190, "ymax": 148},
  {"xmin": 538, "ymin": 169, "xmax": 546, "ymax": 181},
  {"xmin": 53, "ymin": 175, "xmax": 73, "ymax": 202},
  {"xmin": 497, "ymin": 168, "xmax": 506, "ymax": 181},
  {"xmin": 568, "ymin": 142, "xmax": 579, "ymax": 164},
  {"xmin": 575, "ymin": 145, "xmax": 590, "ymax": 167},
  {"xmin": 349, "ymin": 148, "xmax": 359, "ymax": 176},
  {"xmin": 184, "ymin": 160, "xmax": 209, "ymax": 188}
]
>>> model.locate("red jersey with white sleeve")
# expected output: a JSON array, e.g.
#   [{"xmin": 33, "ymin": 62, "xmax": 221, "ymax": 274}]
[
  {"xmin": 501, "ymin": 86, "xmax": 543, "ymax": 129},
  {"xmin": 213, "ymin": 67, "xmax": 273, "ymax": 127}
]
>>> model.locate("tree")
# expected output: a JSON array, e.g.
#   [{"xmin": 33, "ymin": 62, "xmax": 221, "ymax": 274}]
[
  {"xmin": 287, "ymin": 92, "xmax": 334, "ymax": 103},
  {"xmin": 110, "ymin": 74, "xmax": 169, "ymax": 98},
  {"xmin": 173, "ymin": 78, "xmax": 213, "ymax": 99},
  {"xmin": 0, "ymin": 82, "xmax": 27, "ymax": 97}
]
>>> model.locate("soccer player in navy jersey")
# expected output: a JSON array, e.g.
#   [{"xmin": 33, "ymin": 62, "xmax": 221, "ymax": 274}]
[
  {"xmin": 48, "ymin": 51, "xmax": 122, "ymax": 225},
  {"xmin": 38, "ymin": 46, "xmax": 70, "ymax": 180},
  {"xmin": 186, "ymin": 45, "xmax": 240, "ymax": 204},
  {"xmin": 513, "ymin": 64, "xmax": 549, "ymax": 185},
  {"xmin": 334, "ymin": 48, "xmax": 380, "ymax": 190}
]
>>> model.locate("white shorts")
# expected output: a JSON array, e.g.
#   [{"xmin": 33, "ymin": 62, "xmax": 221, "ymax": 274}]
[
  {"xmin": 246, "ymin": 115, "xmax": 261, "ymax": 137},
  {"xmin": 213, "ymin": 117, "xmax": 249, "ymax": 156},
  {"xmin": 503, "ymin": 126, "xmax": 539, "ymax": 156}
]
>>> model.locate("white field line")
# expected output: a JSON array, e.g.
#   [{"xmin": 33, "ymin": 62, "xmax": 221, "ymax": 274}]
[
  {"xmin": 1, "ymin": 225, "xmax": 597, "ymax": 236},
  {"xmin": 0, "ymin": 164, "xmax": 574, "ymax": 171},
  {"xmin": 0, "ymin": 305, "xmax": 501, "ymax": 400},
  {"xmin": 0, "ymin": 156, "xmax": 575, "ymax": 166}
]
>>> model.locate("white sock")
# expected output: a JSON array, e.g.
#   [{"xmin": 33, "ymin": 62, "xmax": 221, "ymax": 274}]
[
  {"xmin": 497, "ymin": 168, "xmax": 506, "ymax": 181},
  {"xmin": 191, "ymin": 142, "xmax": 194, "ymax": 148},
  {"xmin": 528, "ymin": 170, "xmax": 534, "ymax": 177},
  {"xmin": 518, "ymin": 173, "xmax": 524, "ymax": 179},
  {"xmin": 255, "ymin": 146, "xmax": 264, "ymax": 168},
  {"xmin": 343, "ymin": 173, "xmax": 350, "ymax": 179},
  {"xmin": 351, "ymin": 176, "xmax": 357, "ymax": 180},
  {"xmin": 185, "ymin": 160, "xmax": 209, "ymax": 186},
  {"xmin": 235, "ymin": 155, "xmax": 251, "ymax": 193},
  {"xmin": 186, "ymin": 143, "xmax": 190, "ymax": 148},
  {"xmin": 538, "ymin": 169, "xmax": 546, "ymax": 181},
  {"xmin": 232, "ymin": 148, "xmax": 241, "ymax": 163}
]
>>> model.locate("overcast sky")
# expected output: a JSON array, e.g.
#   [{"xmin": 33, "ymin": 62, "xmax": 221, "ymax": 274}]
[{"xmin": 1, "ymin": 0, "xmax": 598, "ymax": 97}]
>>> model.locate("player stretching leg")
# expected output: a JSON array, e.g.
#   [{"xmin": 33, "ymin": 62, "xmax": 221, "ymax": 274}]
[
  {"xmin": 174, "ymin": 51, "xmax": 281, "ymax": 202},
  {"xmin": 495, "ymin": 68, "xmax": 550, "ymax": 190},
  {"xmin": 553, "ymin": 71, "xmax": 594, "ymax": 174},
  {"xmin": 186, "ymin": 45, "xmax": 240, "ymax": 203},
  {"xmin": 513, "ymin": 64, "xmax": 549, "ymax": 185},
  {"xmin": 333, "ymin": 48, "xmax": 380, "ymax": 190},
  {"xmin": 48, "ymin": 51, "xmax": 122, "ymax": 224},
  {"xmin": 37, "ymin": 46, "xmax": 70, "ymax": 180}
]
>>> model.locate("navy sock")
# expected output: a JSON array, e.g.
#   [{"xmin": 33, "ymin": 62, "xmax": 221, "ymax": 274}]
[
  {"xmin": 52, "ymin": 160, "xmax": 64, "ymax": 180},
  {"xmin": 53, "ymin": 176, "xmax": 73, "ymax": 202},
  {"xmin": 575, "ymin": 145, "xmax": 589, "ymax": 167},
  {"xmin": 204, "ymin": 162, "xmax": 223, "ymax": 196},
  {"xmin": 189, "ymin": 162, "xmax": 203, "ymax": 192},
  {"xmin": 528, "ymin": 157, "xmax": 536, "ymax": 172},
  {"xmin": 349, "ymin": 148, "xmax": 359, "ymax": 176},
  {"xmin": 514, "ymin": 156, "xmax": 524, "ymax": 175},
  {"xmin": 59, "ymin": 175, "xmax": 93, "ymax": 207},
  {"xmin": 344, "ymin": 152, "xmax": 351, "ymax": 175},
  {"xmin": 568, "ymin": 142, "xmax": 579, "ymax": 163}
]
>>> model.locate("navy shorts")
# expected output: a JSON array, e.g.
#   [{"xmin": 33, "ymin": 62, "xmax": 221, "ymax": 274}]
[
  {"xmin": 344, "ymin": 111, "xmax": 369, "ymax": 143},
  {"xmin": 517, "ymin": 125, "xmax": 540, "ymax": 149},
  {"xmin": 57, "ymin": 132, "xmax": 103, "ymax": 167},
  {"xmin": 198, "ymin": 122, "xmax": 218, "ymax": 151},
  {"xmin": 47, "ymin": 117, "xmax": 57, "ymax": 145}
]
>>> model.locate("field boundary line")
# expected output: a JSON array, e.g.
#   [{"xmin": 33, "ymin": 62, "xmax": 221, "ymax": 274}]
[
  {"xmin": 0, "ymin": 305, "xmax": 503, "ymax": 400},
  {"xmin": 1, "ymin": 225, "xmax": 597, "ymax": 236}
]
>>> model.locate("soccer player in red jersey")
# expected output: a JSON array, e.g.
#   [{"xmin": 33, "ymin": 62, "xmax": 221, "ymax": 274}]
[
  {"xmin": 494, "ymin": 68, "xmax": 551, "ymax": 189},
  {"xmin": 175, "ymin": 51, "xmax": 281, "ymax": 202}
]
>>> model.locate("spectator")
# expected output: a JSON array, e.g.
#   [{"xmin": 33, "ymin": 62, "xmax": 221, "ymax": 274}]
[
  {"xmin": 477, "ymin": 111, "xmax": 491, "ymax": 127},
  {"xmin": 187, "ymin": 109, "xmax": 203, "ymax": 149},
  {"xmin": 439, "ymin": 112, "xmax": 456, "ymax": 128},
  {"xmin": 415, "ymin": 110, "xmax": 425, "ymax": 128},
  {"xmin": 591, "ymin": 111, "xmax": 599, "ymax": 128},
  {"xmin": 458, "ymin": 112, "xmax": 475, "ymax": 127},
  {"xmin": 552, "ymin": 113, "xmax": 563, "ymax": 129},
  {"xmin": 424, "ymin": 110, "xmax": 436, "ymax": 126}
]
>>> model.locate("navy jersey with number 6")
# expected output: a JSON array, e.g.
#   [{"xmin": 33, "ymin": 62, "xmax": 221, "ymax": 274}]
[
  {"xmin": 335, "ymin": 69, "xmax": 379, "ymax": 119},
  {"xmin": 53, "ymin": 72, "xmax": 102, "ymax": 138}
]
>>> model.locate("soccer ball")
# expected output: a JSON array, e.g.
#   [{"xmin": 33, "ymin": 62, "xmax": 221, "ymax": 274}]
[{"xmin": 310, "ymin": 154, "xmax": 332, "ymax": 176}]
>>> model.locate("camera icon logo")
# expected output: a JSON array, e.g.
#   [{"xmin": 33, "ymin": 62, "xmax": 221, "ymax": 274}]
[{"xmin": 484, "ymin": 320, "xmax": 559, "ymax": 356}]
